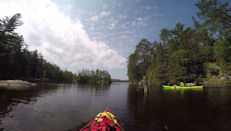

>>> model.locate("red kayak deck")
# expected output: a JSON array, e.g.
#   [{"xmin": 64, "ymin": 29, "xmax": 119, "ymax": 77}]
[{"xmin": 80, "ymin": 110, "xmax": 122, "ymax": 131}]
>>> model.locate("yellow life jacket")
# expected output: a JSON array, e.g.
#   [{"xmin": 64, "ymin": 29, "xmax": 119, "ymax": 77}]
[{"xmin": 95, "ymin": 111, "xmax": 117, "ymax": 124}]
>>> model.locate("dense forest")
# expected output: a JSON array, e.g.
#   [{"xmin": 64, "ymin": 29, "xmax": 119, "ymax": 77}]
[
  {"xmin": 127, "ymin": 0, "xmax": 231, "ymax": 85},
  {"xmin": 0, "ymin": 14, "xmax": 111, "ymax": 84}
]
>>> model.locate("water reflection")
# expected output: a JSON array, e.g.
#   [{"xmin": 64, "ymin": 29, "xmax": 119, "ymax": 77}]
[
  {"xmin": 75, "ymin": 84, "xmax": 110, "ymax": 96},
  {"xmin": 0, "ymin": 83, "xmax": 120, "ymax": 131},
  {"xmin": 127, "ymin": 85, "xmax": 231, "ymax": 131},
  {"xmin": 1, "ymin": 83, "xmax": 231, "ymax": 131},
  {"xmin": 127, "ymin": 85, "xmax": 167, "ymax": 130},
  {"xmin": 0, "ymin": 84, "xmax": 58, "ymax": 117}
]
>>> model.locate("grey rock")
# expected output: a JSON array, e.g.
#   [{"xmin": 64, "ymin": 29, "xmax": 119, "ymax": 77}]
[{"xmin": 0, "ymin": 80, "xmax": 37, "ymax": 90}]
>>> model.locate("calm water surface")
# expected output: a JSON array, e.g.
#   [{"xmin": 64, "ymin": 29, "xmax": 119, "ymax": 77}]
[{"xmin": 0, "ymin": 82, "xmax": 231, "ymax": 131}]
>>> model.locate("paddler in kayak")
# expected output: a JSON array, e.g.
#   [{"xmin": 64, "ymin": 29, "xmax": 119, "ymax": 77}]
[
  {"xmin": 180, "ymin": 82, "xmax": 184, "ymax": 87},
  {"xmin": 172, "ymin": 84, "xmax": 177, "ymax": 88}
]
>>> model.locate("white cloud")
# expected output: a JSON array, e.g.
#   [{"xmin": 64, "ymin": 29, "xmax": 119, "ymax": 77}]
[
  {"xmin": 118, "ymin": 15, "xmax": 127, "ymax": 20},
  {"xmin": 131, "ymin": 21, "xmax": 136, "ymax": 26},
  {"xmin": 145, "ymin": 6, "xmax": 157, "ymax": 10},
  {"xmin": 100, "ymin": 11, "xmax": 111, "ymax": 17},
  {"xmin": 137, "ymin": 17, "xmax": 142, "ymax": 21},
  {"xmin": 102, "ymin": 4, "xmax": 107, "ymax": 10},
  {"xmin": 0, "ymin": 0, "xmax": 126, "ymax": 73},
  {"xmin": 110, "ymin": 23, "xmax": 115, "ymax": 30},
  {"xmin": 108, "ymin": 17, "xmax": 119, "ymax": 30},
  {"xmin": 89, "ymin": 11, "xmax": 111, "ymax": 22},
  {"xmin": 90, "ymin": 15, "xmax": 99, "ymax": 22}
]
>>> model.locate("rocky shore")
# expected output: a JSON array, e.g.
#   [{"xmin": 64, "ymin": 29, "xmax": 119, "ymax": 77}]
[{"xmin": 0, "ymin": 80, "xmax": 37, "ymax": 90}]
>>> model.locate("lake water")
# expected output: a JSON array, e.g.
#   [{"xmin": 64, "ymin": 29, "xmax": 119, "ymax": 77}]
[{"xmin": 0, "ymin": 82, "xmax": 231, "ymax": 131}]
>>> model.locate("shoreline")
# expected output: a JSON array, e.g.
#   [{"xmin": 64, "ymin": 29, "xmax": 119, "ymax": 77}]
[
  {"xmin": 0, "ymin": 80, "xmax": 37, "ymax": 90},
  {"xmin": 129, "ymin": 80, "xmax": 231, "ymax": 87}
]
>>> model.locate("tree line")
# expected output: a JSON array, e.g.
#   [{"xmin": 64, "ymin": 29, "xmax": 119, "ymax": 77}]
[
  {"xmin": 127, "ymin": 0, "xmax": 231, "ymax": 85},
  {"xmin": 0, "ymin": 14, "xmax": 111, "ymax": 84},
  {"xmin": 76, "ymin": 69, "xmax": 111, "ymax": 84}
]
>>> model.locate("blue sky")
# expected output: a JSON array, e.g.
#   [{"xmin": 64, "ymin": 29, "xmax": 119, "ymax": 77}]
[{"xmin": 0, "ymin": 0, "xmax": 202, "ymax": 80}]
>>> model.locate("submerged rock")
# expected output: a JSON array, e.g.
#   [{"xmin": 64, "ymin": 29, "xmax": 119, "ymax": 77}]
[{"xmin": 0, "ymin": 80, "xmax": 37, "ymax": 90}]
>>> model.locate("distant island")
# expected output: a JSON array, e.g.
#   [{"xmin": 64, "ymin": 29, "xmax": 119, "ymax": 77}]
[{"xmin": 111, "ymin": 79, "xmax": 128, "ymax": 82}]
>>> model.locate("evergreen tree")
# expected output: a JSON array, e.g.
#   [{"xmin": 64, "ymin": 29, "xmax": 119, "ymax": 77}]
[{"xmin": 127, "ymin": 39, "xmax": 154, "ymax": 82}]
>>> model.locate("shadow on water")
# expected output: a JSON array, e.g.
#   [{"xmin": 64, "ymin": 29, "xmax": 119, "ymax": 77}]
[
  {"xmin": 127, "ymin": 85, "xmax": 231, "ymax": 131},
  {"xmin": 0, "ymin": 83, "xmax": 61, "ymax": 129},
  {"xmin": 0, "ymin": 83, "xmax": 59, "ymax": 118}
]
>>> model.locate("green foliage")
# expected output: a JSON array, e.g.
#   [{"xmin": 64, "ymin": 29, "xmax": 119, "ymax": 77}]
[
  {"xmin": 195, "ymin": 0, "xmax": 231, "ymax": 35},
  {"xmin": 127, "ymin": 53, "xmax": 139, "ymax": 82},
  {"xmin": 0, "ymin": 14, "xmax": 112, "ymax": 83},
  {"xmin": 214, "ymin": 37, "xmax": 231, "ymax": 74},
  {"xmin": 77, "ymin": 69, "xmax": 111, "ymax": 84},
  {"xmin": 0, "ymin": 14, "xmax": 75, "ymax": 82},
  {"xmin": 127, "ymin": 39, "xmax": 154, "ymax": 82},
  {"xmin": 160, "ymin": 28, "xmax": 171, "ymax": 43},
  {"xmin": 0, "ymin": 14, "xmax": 25, "ymax": 79},
  {"xmin": 156, "ymin": 24, "xmax": 205, "ymax": 84},
  {"xmin": 128, "ymin": 0, "xmax": 231, "ymax": 85},
  {"xmin": 147, "ymin": 42, "xmax": 168, "ymax": 85},
  {"xmin": 195, "ymin": 0, "xmax": 231, "ymax": 78}
]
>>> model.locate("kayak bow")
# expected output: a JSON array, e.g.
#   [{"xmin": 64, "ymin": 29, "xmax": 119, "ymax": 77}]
[{"xmin": 80, "ymin": 110, "xmax": 123, "ymax": 131}]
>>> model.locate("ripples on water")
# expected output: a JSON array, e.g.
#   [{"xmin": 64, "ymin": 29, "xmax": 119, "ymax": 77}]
[{"xmin": 0, "ymin": 83, "xmax": 231, "ymax": 131}]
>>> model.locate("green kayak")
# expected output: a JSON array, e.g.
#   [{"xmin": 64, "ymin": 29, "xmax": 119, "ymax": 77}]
[{"xmin": 163, "ymin": 85, "xmax": 203, "ymax": 89}]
